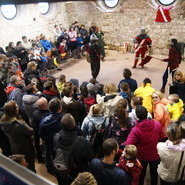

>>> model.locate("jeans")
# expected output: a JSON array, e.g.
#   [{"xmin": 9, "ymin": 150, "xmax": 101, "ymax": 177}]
[
  {"xmin": 139, "ymin": 159, "xmax": 160, "ymax": 185},
  {"xmin": 161, "ymin": 68, "xmax": 176, "ymax": 89},
  {"xmin": 44, "ymin": 143, "xmax": 54, "ymax": 171}
]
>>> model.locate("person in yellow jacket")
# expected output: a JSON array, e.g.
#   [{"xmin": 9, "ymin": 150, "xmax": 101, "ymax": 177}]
[
  {"xmin": 134, "ymin": 78, "xmax": 155, "ymax": 113},
  {"xmin": 166, "ymin": 94, "xmax": 184, "ymax": 121},
  {"xmin": 56, "ymin": 74, "xmax": 66, "ymax": 94}
]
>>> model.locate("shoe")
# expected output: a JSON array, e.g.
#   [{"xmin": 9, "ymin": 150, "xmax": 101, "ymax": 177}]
[
  {"xmin": 160, "ymin": 88, "xmax": 165, "ymax": 93},
  {"xmin": 132, "ymin": 66, "xmax": 136, "ymax": 68}
]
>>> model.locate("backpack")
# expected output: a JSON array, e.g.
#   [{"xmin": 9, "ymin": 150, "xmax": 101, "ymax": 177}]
[
  {"xmin": 89, "ymin": 119, "xmax": 109, "ymax": 158},
  {"xmin": 53, "ymin": 137, "xmax": 80, "ymax": 177}
]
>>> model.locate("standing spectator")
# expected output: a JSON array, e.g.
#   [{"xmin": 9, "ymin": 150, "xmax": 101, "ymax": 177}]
[
  {"xmin": 88, "ymin": 34, "xmax": 101, "ymax": 81},
  {"xmin": 68, "ymin": 27, "xmax": 77, "ymax": 58},
  {"xmin": 118, "ymin": 68, "xmax": 138, "ymax": 92},
  {"xmin": 96, "ymin": 27, "xmax": 105, "ymax": 61},
  {"xmin": 89, "ymin": 138, "xmax": 131, "ymax": 185},
  {"xmin": 54, "ymin": 114, "xmax": 94, "ymax": 185},
  {"xmin": 134, "ymin": 78, "xmax": 155, "ymax": 113},
  {"xmin": 157, "ymin": 123, "xmax": 185, "ymax": 185},
  {"xmin": 0, "ymin": 101, "xmax": 35, "ymax": 172},
  {"xmin": 39, "ymin": 98, "xmax": 63, "ymax": 174},
  {"xmin": 124, "ymin": 106, "xmax": 164, "ymax": 185},
  {"xmin": 76, "ymin": 33, "xmax": 84, "ymax": 58},
  {"xmin": 79, "ymin": 25, "xmax": 88, "ymax": 39},
  {"xmin": 81, "ymin": 104, "xmax": 109, "ymax": 141},
  {"xmin": 108, "ymin": 105, "xmax": 132, "ymax": 145},
  {"xmin": 6, "ymin": 75, "xmax": 27, "ymax": 122},
  {"xmin": 32, "ymin": 97, "xmax": 49, "ymax": 163},
  {"xmin": 160, "ymin": 38, "xmax": 182, "ymax": 93},
  {"xmin": 152, "ymin": 91, "xmax": 170, "ymax": 136},
  {"xmin": 54, "ymin": 25, "xmax": 62, "ymax": 39},
  {"xmin": 40, "ymin": 35, "xmax": 53, "ymax": 58},
  {"xmin": 89, "ymin": 22, "xmax": 97, "ymax": 36},
  {"xmin": 96, "ymin": 83, "xmax": 123, "ymax": 117}
]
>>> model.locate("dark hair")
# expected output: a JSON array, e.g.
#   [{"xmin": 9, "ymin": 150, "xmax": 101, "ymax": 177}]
[
  {"xmin": 22, "ymin": 36, "xmax": 27, "ymax": 40},
  {"xmin": 16, "ymin": 41, "xmax": 22, "ymax": 47},
  {"xmin": 123, "ymin": 68, "xmax": 132, "ymax": 79},
  {"xmin": 26, "ymin": 84, "xmax": 36, "ymax": 94},
  {"xmin": 8, "ymin": 42, "xmax": 14, "ymax": 48},
  {"xmin": 61, "ymin": 113, "xmax": 76, "ymax": 130},
  {"xmin": 63, "ymin": 86, "xmax": 73, "ymax": 97},
  {"xmin": 136, "ymin": 105, "xmax": 148, "ymax": 121},
  {"xmin": 171, "ymin": 38, "xmax": 181, "ymax": 53},
  {"xmin": 48, "ymin": 98, "xmax": 62, "ymax": 113},
  {"xmin": 80, "ymin": 85, "xmax": 88, "ymax": 98},
  {"xmin": 102, "ymin": 138, "xmax": 118, "ymax": 156},
  {"xmin": 120, "ymin": 82, "xmax": 129, "ymax": 92},
  {"xmin": 166, "ymin": 122, "xmax": 181, "ymax": 144},
  {"xmin": 47, "ymin": 76, "xmax": 56, "ymax": 84},
  {"xmin": 132, "ymin": 97, "xmax": 143, "ymax": 106},
  {"xmin": 43, "ymin": 81, "xmax": 52, "ymax": 90},
  {"xmin": 5, "ymin": 46, "xmax": 10, "ymax": 51},
  {"xmin": 143, "ymin": 78, "xmax": 151, "ymax": 87}
]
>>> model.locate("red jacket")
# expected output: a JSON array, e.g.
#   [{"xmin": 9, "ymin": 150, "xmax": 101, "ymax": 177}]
[
  {"xmin": 124, "ymin": 119, "xmax": 164, "ymax": 161},
  {"xmin": 135, "ymin": 35, "xmax": 152, "ymax": 53},
  {"xmin": 163, "ymin": 48, "xmax": 182, "ymax": 70},
  {"xmin": 117, "ymin": 156, "xmax": 142, "ymax": 185}
]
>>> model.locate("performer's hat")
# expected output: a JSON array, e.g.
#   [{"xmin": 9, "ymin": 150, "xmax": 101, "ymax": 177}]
[{"xmin": 90, "ymin": 34, "xmax": 98, "ymax": 41}]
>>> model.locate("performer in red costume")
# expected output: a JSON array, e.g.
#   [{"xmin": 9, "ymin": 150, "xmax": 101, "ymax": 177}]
[{"xmin": 133, "ymin": 29, "xmax": 152, "ymax": 68}]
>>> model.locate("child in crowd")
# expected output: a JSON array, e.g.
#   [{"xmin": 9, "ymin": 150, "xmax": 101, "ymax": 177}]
[
  {"xmin": 39, "ymin": 51, "xmax": 48, "ymax": 73},
  {"xmin": 167, "ymin": 94, "xmax": 184, "ymax": 121},
  {"xmin": 117, "ymin": 145, "xmax": 142, "ymax": 185},
  {"xmin": 58, "ymin": 40, "xmax": 67, "ymax": 58},
  {"xmin": 129, "ymin": 96, "xmax": 152, "ymax": 124},
  {"xmin": 57, "ymin": 74, "xmax": 66, "ymax": 94},
  {"xmin": 77, "ymin": 33, "xmax": 84, "ymax": 58},
  {"xmin": 169, "ymin": 71, "xmax": 185, "ymax": 103}
]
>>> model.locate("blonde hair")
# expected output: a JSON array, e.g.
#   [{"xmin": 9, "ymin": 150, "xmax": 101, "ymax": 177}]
[
  {"xmin": 173, "ymin": 71, "xmax": 185, "ymax": 83},
  {"xmin": 27, "ymin": 61, "xmax": 37, "ymax": 69},
  {"xmin": 71, "ymin": 172, "xmax": 97, "ymax": 185},
  {"xmin": 152, "ymin": 91, "xmax": 163, "ymax": 100},
  {"xmin": 168, "ymin": 94, "xmax": 180, "ymax": 103},
  {"xmin": 124, "ymin": 145, "xmax": 138, "ymax": 159},
  {"xmin": 103, "ymin": 83, "xmax": 117, "ymax": 94},
  {"xmin": 88, "ymin": 104, "xmax": 103, "ymax": 116}
]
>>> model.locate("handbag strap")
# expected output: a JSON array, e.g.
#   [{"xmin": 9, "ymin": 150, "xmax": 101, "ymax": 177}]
[{"xmin": 176, "ymin": 151, "xmax": 184, "ymax": 179}]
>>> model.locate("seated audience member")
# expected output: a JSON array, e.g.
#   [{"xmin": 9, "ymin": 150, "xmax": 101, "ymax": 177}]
[
  {"xmin": 81, "ymin": 104, "xmax": 109, "ymax": 141},
  {"xmin": 39, "ymin": 98, "xmax": 63, "ymax": 174},
  {"xmin": 57, "ymin": 74, "xmax": 66, "ymax": 94},
  {"xmin": 0, "ymin": 101, "xmax": 35, "ymax": 172},
  {"xmin": 134, "ymin": 78, "xmax": 155, "ymax": 113},
  {"xmin": 9, "ymin": 154, "xmax": 28, "ymax": 168},
  {"xmin": 152, "ymin": 91, "xmax": 170, "ymax": 136},
  {"xmin": 40, "ymin": 35, "xmax": 53, "ymax": 58},
  {"xmin": 96, "ymin": 83, "xmax": 123, "ymax": 117},
  {"xmin": 53, "ymin": 114, "xmax": 94, "ymax": 185},
  {"xmin": 71, "ymin": 172, "xmax": 97, "ymax": 185},
  {"xmin": 41, "ymin": 81, "xmax": 59, "ymax": 102},
  {"xmin": 169, "ymin": 71, "xmax": 185, "ymax": 102},
  {"xmin": 124, "ymin": 106, "xmax": 164, "ymax": 185},
  {"xmin": 89, "ymin": 138, "xmax": 131, "ymax": 185},
  {"xmin": 129, "ymin": 97, "xmax": 152, "ymax": 124},
  {"xmin": 24, "ymin": 61, "xmax": 40, "ymax": 85},
  {"xmin": 118, "ymin": 68, "xmax": 137, "ymax": 92},
  {"xmin": 22, "ymin": 36, "xmax": 31, "ymax": 50},
  {"xmin": 62, "ymin": 85, "xmax": 86, "ymax": 126},
  {"xmin": 22, "ymin": 83, "xmax": 40, "ymax": 126},
  {"xmin": 5, "ymin": 46, "xmax": 15, "ymax": 57},
  {"xmin": 117, "ymin": 145, "xmax": 142, "ymax": 185},
  {"xmin": 157, "ymin": 123, "xmax": 185, "ymax": 185},
  {"xmin": 108, "ymin": 102, "xmax": 132, "ymax": 145},
  {"xmin": 167, "ymin": 94, "xmax": 184, "ymax": 122},
  {"xmin": 32, "ymin": 97, "xmax": 49, "ymax": 162}
]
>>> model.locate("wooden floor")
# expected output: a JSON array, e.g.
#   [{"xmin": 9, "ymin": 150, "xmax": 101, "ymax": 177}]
[{"xmin": 36, "ymin": 50, "xmax": 185, "ymax": 184}]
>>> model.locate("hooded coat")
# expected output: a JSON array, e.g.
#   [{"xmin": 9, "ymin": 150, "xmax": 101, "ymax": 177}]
[{"xmin": 124, "ymin": 119, "xmax": 164, "ymax": 161}]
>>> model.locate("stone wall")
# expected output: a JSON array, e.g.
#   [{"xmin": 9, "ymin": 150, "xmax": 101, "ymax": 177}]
[{"xmin": 0, "ymin": 0, "xmax": 185, "ymax": 54}]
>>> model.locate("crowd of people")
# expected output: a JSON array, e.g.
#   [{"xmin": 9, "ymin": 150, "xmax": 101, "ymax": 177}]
[{"xmin": 0, "ymin": 22, "xmax": 185, "ymax": 185}]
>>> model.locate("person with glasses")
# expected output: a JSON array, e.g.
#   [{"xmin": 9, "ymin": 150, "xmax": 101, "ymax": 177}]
[{"xmin": 152, "ymin": 91, "xmax": 170, "ymax": 137}]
